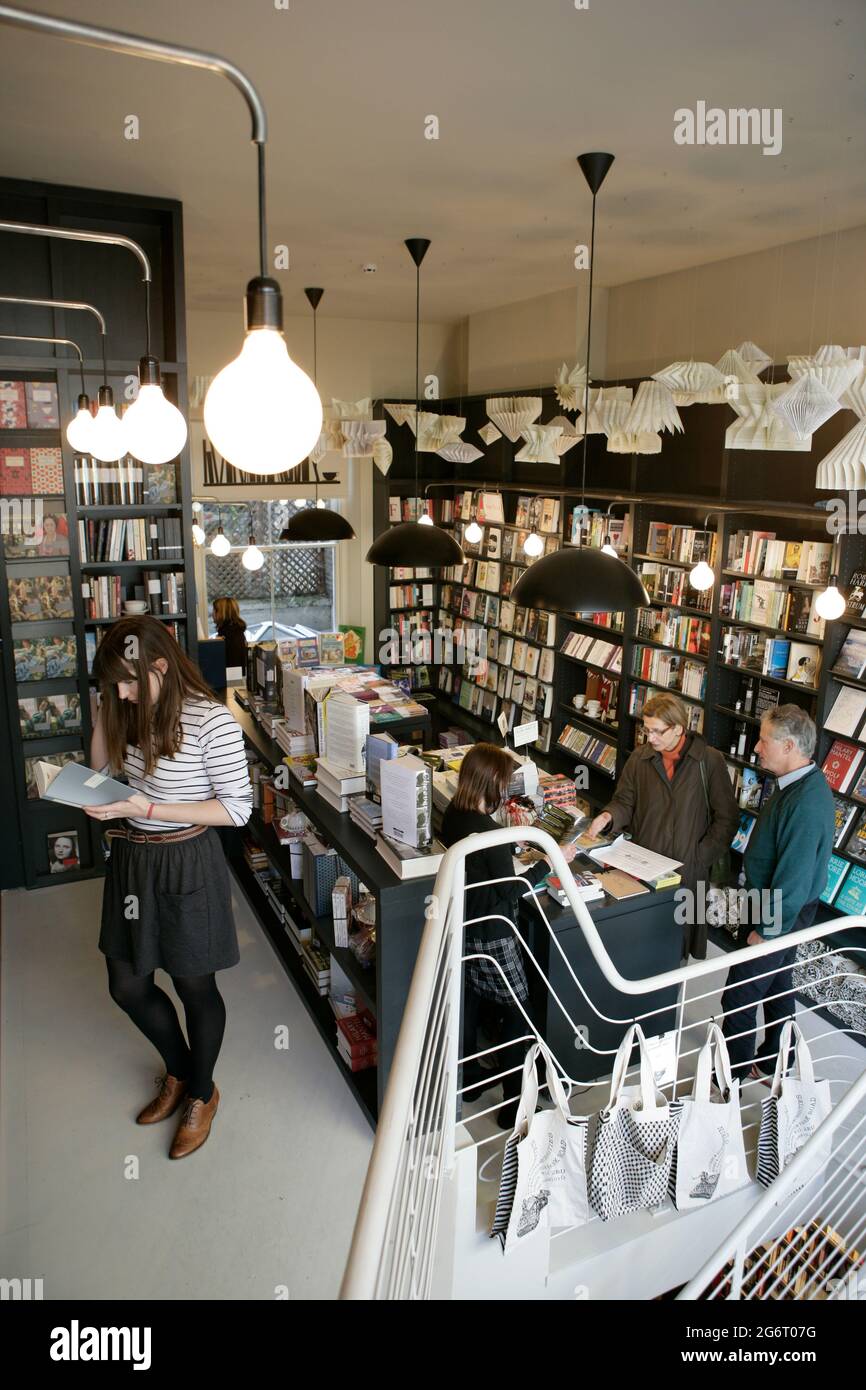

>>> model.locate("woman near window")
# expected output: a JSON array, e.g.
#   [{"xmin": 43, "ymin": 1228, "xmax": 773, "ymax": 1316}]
[
  {"xmin": 86, "ymin": 616, "xmax": 252, "ymax": 1159},
  {"xmin": 212, "ymin": 596, "xmax": 249, "ymax": 679}
]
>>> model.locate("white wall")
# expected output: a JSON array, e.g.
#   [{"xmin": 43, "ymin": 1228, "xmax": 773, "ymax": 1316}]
[{"xmin": 465, "ymin": 284, "xmax": 609, "ymax": 396}]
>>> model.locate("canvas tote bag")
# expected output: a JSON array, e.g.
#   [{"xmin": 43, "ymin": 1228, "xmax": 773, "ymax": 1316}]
[
  {"xmin": 669, "ymin": 1022, "xmax": 750, "ymax": 1209},
  {"xmin": 756, "ymin": 1019, "xmax": 833, "ymax": 1189},
  {"xmin": 490, "ymin": 1039, "xmax": 589, "ymax": 1253},
  {"xmin": 587, "ymin": 1023, "xmax": 682, "ymax": 1222}
]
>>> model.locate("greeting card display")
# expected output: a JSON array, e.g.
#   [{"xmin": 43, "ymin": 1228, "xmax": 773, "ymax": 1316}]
[
  {"xmin": 4, "ymin": 511, "xmax": 70, "ymax": 559},
  {"xmin": 47, "ymin": 829, "xmax": 80, "ymax": 875},
  {"xmin": 18, "ymin": 693, "xmax": 82, "ymax": 738},
  {"xmin": 8, "ymin": 575, "xmax": 74, "ymax": 622},
  {"xmin": 29, "ymin": 447, "xmax": 64, "ymax": 494}
]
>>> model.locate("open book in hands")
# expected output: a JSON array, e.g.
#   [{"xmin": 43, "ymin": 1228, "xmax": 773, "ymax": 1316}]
[{"xmin": 35, "ymin": 760, "xmax": 131, "ymax": 809}]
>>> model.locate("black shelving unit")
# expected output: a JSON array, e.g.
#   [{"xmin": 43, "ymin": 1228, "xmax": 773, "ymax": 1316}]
[{"xmin": 0, "ymin": 177, "xmax": 196, "ymax": 889}]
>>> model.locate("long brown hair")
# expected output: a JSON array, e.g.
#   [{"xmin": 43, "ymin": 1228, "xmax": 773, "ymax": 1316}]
[
  {"xmin": 93, "ymin": 617, "xmax": 216, "ymax": 775},
  {"xmin": 213, "ymin": 596, "xmax": 242, "ymax": 628},
  {"xmin": 452, "ymin": 743, "xmax": 514, "ymax": 814}
]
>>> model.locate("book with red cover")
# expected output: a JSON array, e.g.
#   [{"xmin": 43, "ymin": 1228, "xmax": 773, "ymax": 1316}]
[
  {"xmin": 337, "ymin": 1011, "xmax": 377, "ymax": 1058},
  {"xmin": 0, "ymin": 447, "xmax": 31, "ymax": 495},
  {"xmin": 821, "ymin": 740, "xmax": 864, "ymax": 794},
  {"xmin": 0, "ymin": 380, "xmax": 27, "ymax": 429}
]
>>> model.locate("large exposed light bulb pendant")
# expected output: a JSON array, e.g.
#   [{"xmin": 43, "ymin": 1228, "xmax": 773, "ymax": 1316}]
[
  {"xmin": 210, "ymin": 526, "xmax": 231, "ymax": 557},
  {"xmin": 89, "ymin": 384, "xmax": 126, "ymax": 462},
  {"xmin": 204, "ymin": 278, "xmax": 323, "ymax": 476},
  {"xmin": 123, "ymin": 356, "xmax": 188, "ymax": 464},
  {"xmin": 66, "ymin": 393, "xmax": 94, "ymax": 453}
]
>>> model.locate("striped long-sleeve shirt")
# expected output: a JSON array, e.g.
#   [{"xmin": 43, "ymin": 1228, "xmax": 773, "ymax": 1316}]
[{"xmin": 123, "ymin": 697, "xmax": 253, "ymax": 830}]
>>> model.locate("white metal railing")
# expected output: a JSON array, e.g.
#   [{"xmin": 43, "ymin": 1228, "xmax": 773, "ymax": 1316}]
[{"xmin": 339, "ymin": 826, "xmax": 866, "ymax": 1300}]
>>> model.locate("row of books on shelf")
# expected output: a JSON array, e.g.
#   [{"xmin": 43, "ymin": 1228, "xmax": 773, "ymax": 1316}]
[
  {"xmin": 424, "ymin": 489, "xmax": 562, "ymax": 534},
  {"xmin": 447, "ymin": 623, "xmax": 556, "ymax": 680},
  {"xmin": 559, "ymin": 630, "xmax": 622, "ymax": 671},
  {"xmin": 77, "ymin": 515, "xmax": 184, "ymax": 564},
  {"xmin": 81, "ymin": 570, "xmax": 186, "ymax": 619},
  {"xmin": 821, "ymin": 856, "xmax": 866, "ymax": 915},
  {"xmin": 629, "ymin": 682, "xmax": 705, "ymax": 731},
  {"xmin": 568, "ymin": 510, "xmax": 630, "ymax": 552},
  {"xmin": 643, "ymin": 523, "xmax": 717, "ymax": 566},
  {"xmin": 719, "ymin": 579, "xmax": 825, "ymax": 637},
  {"xmin": 726, "ymin": 531, "xmax": 833, "ymax": 585},
  {"xmin": 822, "ymin": 739, "xmax": 866, "ymax": 797},
  {"xmin": 456, "ymin": 519, "xmax": 559, "ymax": 562},
  {"xmin": 556, "ymin": 724, "xmax": 617, "ymax": 773},
  {"xmin": 388, "ymin": 581, "xmax": 436, "ymax": 608},
  {"xmin": 832, "ymin": 628, "xmax": 866, "ymax": 682},
  {"xmin": 0, "ymin": 379, "xmax": 61, "ymax": 430},
  {"xmin": 635, "ymin": 607, "xmax": 711, "ymax": 655},
  {"xmin": 74, "ymin": 458, "xmax": 178, "ymax": 506},
  {"xmin": 720, "ymin": 628, "xmax": 822, "ymax": 687},
  {"xmin": 449, "ymin": 655, "xmax": 553, "ymax": 718},
  {"xmin": 727, "ymin": 761, "xmax": 778, "ymax": 813},
  {"xmin": 0, "ymin": 445, "xmax": 64, "ymax": 495},
  {"xmin": 437, "ymin": 667, "xmax": 553, "ymax": 749},
  {"xmin": 632, "ymin": 648, "xmax": 707, "ymax": 700},
  {"xmin": 439, "ymin": 588, "xmax": 556, "ymax": 644},
  {"xmin": 637, "ymin": 562, "xmax": 712, "ymax": 613}
]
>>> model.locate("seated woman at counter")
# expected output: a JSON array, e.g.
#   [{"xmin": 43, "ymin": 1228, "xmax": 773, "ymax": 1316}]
[
  {"xmin": 441, "ymin": 743, "xmax": 577, "ymax": 1128},
  {"xmin": 589, "ymin": 692, "xmax": 739, "ymax": 960}
]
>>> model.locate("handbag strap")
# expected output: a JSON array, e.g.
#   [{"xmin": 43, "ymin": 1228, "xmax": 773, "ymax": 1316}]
[
  {"xmin": 607, "ymin": 1023, "xmax": 659, "ymax": 1111},
  {"xmin": 769, "ymin": 1018, "xmax": 815, "ymax": 1095},
  {"xmin": 694, "ymin": 1021, "xmax": 735, "ymax": 1101},
  {"xmin": 699, "ymin": 756, "xmax": 713, "ymax": 833}
]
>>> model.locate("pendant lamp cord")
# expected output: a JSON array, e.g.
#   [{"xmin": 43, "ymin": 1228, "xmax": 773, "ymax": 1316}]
[
  {"xmin": 414, "ymin": 260, "xmax": 420, "ymax": 501},
  {"xmin": 144, "ymin": 278, "xmax": 152, "ymax": 358},
  {"xmin": 257, "ymin": 144, "xmax": 267, "ymax": 281},
  {"xmin": 101, "ymin": 330, "xmax": 108, "ymax": 389},
  {"xmin": 580, "ymin": 190, "xmax": 597, "ymax": 510},
  {"xmin": 312, "ymin": 306, "xmax": 318, "ymax": 503}
]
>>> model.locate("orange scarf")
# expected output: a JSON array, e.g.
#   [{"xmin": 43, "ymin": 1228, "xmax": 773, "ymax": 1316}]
[{"xmin": 661, "ymin": 732, "xmax": 687, "ymax": 781}]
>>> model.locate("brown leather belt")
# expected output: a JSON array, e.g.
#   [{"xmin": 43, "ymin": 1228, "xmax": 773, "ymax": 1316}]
[{"xmin": 105, "ymin": 824, "xmax": 209, "ymax": 846}]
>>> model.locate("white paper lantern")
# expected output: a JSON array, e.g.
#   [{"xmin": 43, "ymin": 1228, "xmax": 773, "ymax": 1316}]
[
  {"xmin": 384, "ymin": 402, "xmax": 415, "ymax": 428},
  {"xmin": 736, "ymin": 340, "xmax": 772, "ymax": 372},
  {"xmin": 816, "ymin": 419, "xmax": 866, "ymax": 489},
  {"xmin": 842, "ymin": 363, "xmax": 866, "ymax": 417},
  {"xmin": 547, "ymin": 415, "xmax": 582, "ymax": 455},
  {"xmin": 436, "ymin": 440, "xmax": 484, "ymax": 464},
  {"xmin": 621, "ymin": 380, "xmax": 683, "ymax": 435},
  {"xmin": 514, "ymin": 424, "xmax": 563, "ymax": 464},
  {"xmin": 415, "ymin": 411, "xmax": 465, "ymax": 451},
  {"xmin": 553, "ymin": 361, "xmax": 588, "ymax": 411},
  {"xmin": 485, "ymin": 396, "xmax": 542, "ymax": 442},
  {"xmin": 332, "ymin": 396, "xmax": 373, "ymax": 421},
  {"xmin": 652, "ymin": 360, "xmax": 726, "ymax": 405},
  {"xmin": 771, "ymin": 373, "xmax": 843, "ymax": 439},
  {"xmin": 606, "ymin": 429, "xmax": 663, "ymax": 454},
  {"xmin": 574, "ymin": 385, "xmax": 633, "ymax": 436},
  {"xmin": 372, "ymin": 437, "xmax": 393, "ymax": 475},
  {"xmin": 477, "ymin": 422, "xmax": 501, "ymax": 445},
  {"xmin": 725, "ymin": 383, "xmax": 811, "ymax": 451},
  {"xmin": 341, "ymin": 419, "xmax": 386, "ymax": 457}
]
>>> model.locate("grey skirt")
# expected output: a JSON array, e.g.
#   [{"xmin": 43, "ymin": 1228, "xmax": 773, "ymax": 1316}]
[{"xmin": 98, "ymin": 828, "xmax": 240, "ymax": 978}]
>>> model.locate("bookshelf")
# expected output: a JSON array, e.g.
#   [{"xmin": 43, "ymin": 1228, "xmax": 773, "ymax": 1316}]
[{"xmin": 0, "ymin": 177, "xmax": 195, "ymax": 889}]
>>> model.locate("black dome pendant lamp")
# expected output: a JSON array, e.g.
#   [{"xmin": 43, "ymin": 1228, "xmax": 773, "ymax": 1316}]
[
  {"xmin": 512, "ymin": 153, "xmax": 649, "ymax": 616},
  {"xmin": 366, "ymin": 239, "xmax": 465, "ymax": 568},
  {"xmin": 285, "ymin": 287, "xmax": 355, "ymax": 543}
]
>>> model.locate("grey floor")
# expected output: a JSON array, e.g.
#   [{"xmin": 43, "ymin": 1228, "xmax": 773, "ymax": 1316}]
[{"xmin": 0, "ymin": 872, "xmax": 372, "ymax": 1301}]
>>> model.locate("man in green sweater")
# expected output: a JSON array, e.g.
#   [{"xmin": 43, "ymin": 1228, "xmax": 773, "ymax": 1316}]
[{"xmin": 722, "ymin": 704, "xmax": 834, "ymax": 1077}]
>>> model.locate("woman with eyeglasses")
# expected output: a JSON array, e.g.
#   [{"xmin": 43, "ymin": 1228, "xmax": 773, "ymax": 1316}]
[
  {"xmin": 86, "ymin": 616, "xmax": 252, "ymax": 1159},
  {"xmin": 589, "ymin": 692, "xmax": 738, "ymax": 959}
]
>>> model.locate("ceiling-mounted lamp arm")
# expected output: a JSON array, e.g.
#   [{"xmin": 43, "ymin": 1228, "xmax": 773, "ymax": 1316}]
[
  {"xmin": 0, "ymin": 220, "xmax": 152, "ymax": 282},
  {"xmin": 0, "ymin": 332, "xmax": 85, "ymax": 391},
  {"xmin": 0, "ymin": 294, "xmax": 107, "ymax": 336},
  {"xmin": 0, "ymin": 4, "xmax": 268, "ymax": 275}
]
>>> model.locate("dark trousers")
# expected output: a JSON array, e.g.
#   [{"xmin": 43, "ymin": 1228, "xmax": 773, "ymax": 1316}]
[
  {"xmin": 721, "ymin": 900, "xmax": 818, "ymax": 1075},
  {"xmin": 462, "ymin": 979, "xmax": 532, "ymax": 1103}
]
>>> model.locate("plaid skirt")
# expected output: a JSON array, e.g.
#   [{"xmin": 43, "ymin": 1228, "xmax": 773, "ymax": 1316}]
[{"xmin": 464, "ymin": 933, "xmax": 530, "ymax": 1005}]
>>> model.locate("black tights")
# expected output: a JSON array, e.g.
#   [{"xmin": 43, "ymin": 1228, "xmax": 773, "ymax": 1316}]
[{"xmin": 106, "ymin": 958, "xmax": 226, "ymax": 1101}]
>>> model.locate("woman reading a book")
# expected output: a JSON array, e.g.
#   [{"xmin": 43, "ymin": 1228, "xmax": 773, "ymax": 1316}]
[
  {"xmin": 441, "ymin": 743, "xmax": 577, "ymax": 1129},
  {"xmin": 85, "ymin": 616, "xmax": 252, "ymax": 1160}
]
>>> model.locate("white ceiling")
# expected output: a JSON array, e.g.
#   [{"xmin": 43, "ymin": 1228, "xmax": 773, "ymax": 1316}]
[{"xmin": 0, "ymin": 0, "xmax": 864, "ymax": 323}]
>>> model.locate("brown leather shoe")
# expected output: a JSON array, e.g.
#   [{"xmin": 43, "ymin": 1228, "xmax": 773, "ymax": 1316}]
[
  {"xmin": 169, "ymin": 1085, "xmax": 220, "ymax": 1159},
  {"xmin": 136, "ymin": 1073, "xmax": 188, "ymax": 1125}
]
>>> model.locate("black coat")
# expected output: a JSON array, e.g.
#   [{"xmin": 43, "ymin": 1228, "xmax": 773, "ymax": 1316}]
[
  {"xmin": 440, "ymin": 805, "xmax": 547, "ymax": 943},
  {"xmin": 216, "ymin": 618, "xmax": 248, "ymax": 673}
]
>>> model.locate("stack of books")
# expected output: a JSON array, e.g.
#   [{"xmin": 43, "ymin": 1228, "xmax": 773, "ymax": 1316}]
[
  {"xmin": 348, "ymin": 797, "xmax": 384, "ymax": 841},
  {"xmin": 376, "ymin": 833, "xmax": 445, "ymax": 880},
  {"xmin": 556, "ymin": 725, "xmax": 618, "ymax": 773},
  {"xmin": 242, "ymin": 837, "xmax": 269, "ymax": 873},
  {"xmin": 543, "ymin": 871, "xmax": 605, "ymax": 905},
  {"xmin": 274, "ymin": 725, "xmax": 315, "ymax": 757},
  {"xmin": 302, "ymin": 938, "xmax": 331, "ymax": 996},
  {"xmin": 316, "ymin": 757, "xmax": 367, "ymax": 812},
  {"xmin": 336, "ymin": 1012, "xmax": 378, "ymax": 1072}
]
